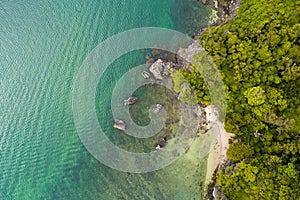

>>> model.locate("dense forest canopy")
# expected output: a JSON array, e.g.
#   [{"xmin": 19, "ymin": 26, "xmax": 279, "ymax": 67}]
[{"xmin": 182, "ymin": 0, "xmax": 300, "ymax": 199}]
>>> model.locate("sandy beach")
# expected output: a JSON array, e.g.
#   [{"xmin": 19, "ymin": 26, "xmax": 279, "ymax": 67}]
[{"xmin": 204, "ymin": 122, "xmax": 234, "ymax": 186}]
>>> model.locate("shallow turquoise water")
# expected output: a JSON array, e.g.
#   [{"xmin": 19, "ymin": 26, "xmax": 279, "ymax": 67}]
[{"xmin": 0, "ymin": 0, "xmax": 215, "ymax": 199}]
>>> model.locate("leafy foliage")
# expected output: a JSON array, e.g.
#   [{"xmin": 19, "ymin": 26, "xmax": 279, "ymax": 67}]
[{"xmin": 182, "ymin": 0, "xmax": 300, "ymax": 198}]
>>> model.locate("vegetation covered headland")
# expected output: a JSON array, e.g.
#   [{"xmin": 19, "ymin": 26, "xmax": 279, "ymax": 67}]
[{"xmin": 182, "ymin": 0, "xmax": 300, "ymax": 199}]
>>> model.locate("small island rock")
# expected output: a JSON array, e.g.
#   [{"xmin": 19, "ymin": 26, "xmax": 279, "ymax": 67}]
[
  {"xmin": 124, "ymin": 96, "xmax": 137, "ymax": 105},
  {"xmin": 149, "ymin": 59, "xmax": 165, "ymax": 80},
  {"xmin": 113, "ymin": 119, "xmax": 126, "ymax": 131}
]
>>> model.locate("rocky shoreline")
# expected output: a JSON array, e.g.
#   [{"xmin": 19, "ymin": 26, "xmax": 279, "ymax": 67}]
[
  {"xmin": 199, "ymin": 0, "xmax": 240, "ymax": 24},
  {"xmin": 144, "ymin": 0, "xmax": 241, "ymax": 198},
  {"xmin": 146, "ymin": 44, "xmax": 230, "ymax": 200},
  {"xmin": 142, "ymin": 56, "xmax": 223, "ymax": 145},
  {"xmin": 175, "ymin": 0, "xmax": 241, "ymax": 199},
  {"xmin": 193, "ymin": 0, "xmax": 241, "ymax": 39},
  {"xmin": 194, "ymin": 1, "xmax": 241, "ymax": 199}
]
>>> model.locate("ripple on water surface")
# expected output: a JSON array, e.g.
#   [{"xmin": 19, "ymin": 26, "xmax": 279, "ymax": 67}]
[{"xmin": 0, "ymin": 0, "xmax": 215, "ymax": 199}]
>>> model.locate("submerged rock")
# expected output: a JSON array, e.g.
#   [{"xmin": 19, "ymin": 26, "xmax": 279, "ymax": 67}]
[
  {"xmin": 113, "ymin": 119, "xmax": 126, "ymax": 131},
  {"xmin": 124, "ymin": 96, "xmax": 137, "ymax": 105}
]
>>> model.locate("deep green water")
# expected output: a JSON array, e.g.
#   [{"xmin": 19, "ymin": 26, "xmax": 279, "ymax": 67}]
[{"xmin": 0, "ymin": 0, "xmax": 215, "ymax": 199}]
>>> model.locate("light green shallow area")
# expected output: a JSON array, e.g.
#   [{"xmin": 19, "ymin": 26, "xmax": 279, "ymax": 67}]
[{"xmin": 0, "ymin": 0, "xmax": 215, "ymax": 199}]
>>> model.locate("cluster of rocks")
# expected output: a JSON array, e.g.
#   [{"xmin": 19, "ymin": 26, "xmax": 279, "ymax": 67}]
[
  {"xmin": 206, "ymin": 159, "xmax": 233, "ymax": 200},
  {"xmin": 193, "ymin": 0, "xmax": 241, "ymax": 40},
  {"xmin": 152, "ymin": 104, "xmax": 163, "ymax": 113},
  {"xmin": 113, "ymin": 59, "xmax": 170, "ymax": 132},
  {"xmin": 198, "ymin": 0, "xmax": 241, "ymax": 26},
  {"xmin": 114, "ymin": 99, "xmax": 164, "ymax": 132},
  {"xmin": 195, "ymin": 105, "xmax": 210, "ymax": 134},
  {"xmin": 200, "ymin": 0, "xmax": 218, "ymax": 8},
  {"xmin": 147, "ymin": 57, "xmax": 215, "ymax": 135},
  {"xmin": 113, "ymin": 57, "xmax": 213, "ymax": 152},
  {"xmin": 192, "ymin": 104, "xmax": 221, "ymax": 136},
  {"xmin": 113, "ymin": 51, "xmax": 218, "ymax": 149}
]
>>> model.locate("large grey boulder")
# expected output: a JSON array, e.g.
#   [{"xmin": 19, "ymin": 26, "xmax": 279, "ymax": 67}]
[{"xmin": 149, "ymin": 59, "xmax": 165, "ymax": 80}]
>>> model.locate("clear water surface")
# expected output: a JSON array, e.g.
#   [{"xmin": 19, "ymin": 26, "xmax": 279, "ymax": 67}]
[{"xmin": 0, "ymin": 0, "xmax": 215, "ymax": 199}]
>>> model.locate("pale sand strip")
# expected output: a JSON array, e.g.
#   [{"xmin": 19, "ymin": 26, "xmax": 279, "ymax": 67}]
[{"xmin": 204, "ymin": 122, "xmax": 234, "ymax": 186}]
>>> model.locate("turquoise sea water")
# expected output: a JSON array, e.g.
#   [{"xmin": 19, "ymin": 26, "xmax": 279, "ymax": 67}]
[{"xmin": 0, "ymin": 0, "xmax": 215, "ymax": 199}]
